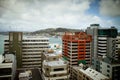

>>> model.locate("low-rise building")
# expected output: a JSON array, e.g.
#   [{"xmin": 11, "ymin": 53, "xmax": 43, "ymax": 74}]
[
  {"xmin": 42, "ymin": 51, "xmax": 69, "ymax": 80},
  {"xmin": 0, "ymin": 52, "xmax": 16, "ymax": 80},
  {"xmin": 100, "ymin": 61, "xmax": 120, "ymax": 80},
  {"xmin": 72, "ymin": 66, "xmax": 110, "ymax": 80}
]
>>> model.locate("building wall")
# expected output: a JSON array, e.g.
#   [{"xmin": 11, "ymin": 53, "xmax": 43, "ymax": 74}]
[
  {"xmin": 100, "ymin": 61, "xmax": 112, "ymax": 78},
  {"xmin": 0, "ymin": 35, "xmax": 4, "ymax": 54},
  {"xmin": 72, "ymin": 66, "xmax": 110, "ymax": 80},
  {"xmin": 22, "ymin": 38, "xmax": 49, "ymax": 68},
  {"xmin": 62, "ymin": 32, "xmax": 92, "ymax": 66},
  {"xmin": 9, "ymin": 32, "xmax": 23, "ymax": 68},
  {"xmin": 42, "ymin": 52, "xmax": 69, "ymax": 80},
  {"xmin": 115, "ymin": 36, "xmax": 120, "ymax": 61},
  {"xmin": 86, "ymin": 24, "xmax": 99, "ymax": 58},
  {"xmin": 100, "ymin": 61, "xmax": 120, "ymax": 80},
  {"xmin": 0, "ymin": 53, "xmax": 16, "ymax": 80},
  {"xmin": 62, "ymin": 32, "xmax": 92, "ymax": 80},
  {"xmin": 86, "ymin": 24, "xmax": 118, "ymax": 59},
  {"xmin": 4, "ymin": 32, "xmax": 49, "ymax": 69}
]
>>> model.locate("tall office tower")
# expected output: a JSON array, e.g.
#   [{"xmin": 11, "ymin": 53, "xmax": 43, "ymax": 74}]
[
  {"xmin": 62, "ymin": 32, "xmax": 92, "ymax": 66},
  {"xmin": 86, "ymin": 24, "xmax": 99, "ymax": 58},
  {"xmin": 42, "ymin": 51, "xmax": 69, "ymax": 80},
  {"xmin": 100, "ymin": 61, "xmax": 120, "ymax": 80},
  {"xmin": 22, "ymin": 36, "xmax": 49, "ymax": 69},
  {"xmin": 62, "ymin": 32, "xmax": 92, "ymax": 79},
  {"xmin": 4, "ymin": 32, "xmax": 49, "ymax": 69},
  {"xmin": 86, "ymin": 24, "xmax": 118, "ymax": 59},
  {"xmin": 9, "ymin": 32, "xmax": 22, "ymax": 68},
  {"xmin": 86, "ymin": 24, "xmax": 120, "ymax": 80}
]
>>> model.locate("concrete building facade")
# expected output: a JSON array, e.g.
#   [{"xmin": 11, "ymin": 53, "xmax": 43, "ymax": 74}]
[
  {"xmin": 62, "ymin": 32, "xmax": 92, "ymax": 79},
  {"xmin": 100, "ymin": 61, "xmax": 120, "ymax": 80},
  {"xmin": 86, "ymin": 24, "xmax": 118, "ymax": 58},
  {"xmin": 72, "ymin": 66, "xmax": 110, "ymax": 80},
  {"xmin": 42, "ymin": 51, "xmax": 69, "ymax": 80},
  {"xmin": 62, "ymin": 32, "xmax": 92, "ymax": 66},
  {"xmin": 4, "ymin": 32, "xmax": 49, "ymax": 69},
  {"xmin": 0, "ymin": 35, "xmax": 4, "ymax": 54},
  {"xmin": 0, "ymin": 52, "xmax": 16, "ymax": 80},
  {"xmin": 86, "ymin": 24, "xmax": 120, "ymax": 80}
]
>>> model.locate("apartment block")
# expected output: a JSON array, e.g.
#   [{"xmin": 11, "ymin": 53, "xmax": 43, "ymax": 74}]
[
  {"xmin": 86, "ymin": 24, "xmax": 118, "ymax": 58},
  {"xmin": 62, "ymin": 32, "xmax": 92, "ymax": 66},
  {"xmin": 4, "ymin": 32, "xmax": 49, "ymax": 69},
  {"xmin": 0, "ymin": 52, "xmax": 16, "ymax": 80},
  {"xmin": 42, "ymin": 51, "xmax": 69, "ymax": 80},
  {"xmin": 72, "ymin": 66, "xmax": 110, "ymax": 80},
  {"xmin": 100, "ymin": 61, "xmax": 120, "ymax": 80},
  {"xmin": 62, "ymin": 32, "xmax": 92, "ymax": 80}
]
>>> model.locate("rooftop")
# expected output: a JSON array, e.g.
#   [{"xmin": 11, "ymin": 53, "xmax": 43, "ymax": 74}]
[
  {"xmin": 79, "ymin": 67, "xmax": 109, "ymax": 80},
  {"xmin": 0, "ymin": 63, "xmax": 13, "ymax": 68},
  {"xmin": 43, "ymin": 59, "xmax": 66, "ymax": 67}
]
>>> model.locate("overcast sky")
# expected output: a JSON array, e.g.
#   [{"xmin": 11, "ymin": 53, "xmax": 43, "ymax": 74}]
[{"xmin": 0, "ymin": 0, "xmax": 120, "ymax": 32}]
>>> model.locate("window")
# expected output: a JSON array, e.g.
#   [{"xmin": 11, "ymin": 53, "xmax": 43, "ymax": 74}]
[
  {"xmin": 46, "ymin": 68, "xmax": 49, "ymax": 71},
  {"xmin": 107, "ymin": 65, "xmax": 110, "ymax": 68},
  {"xmin": 54, "ymin": 68, "xmax": 64, "ymax": 71},
  {"xmin": 107, "ymin": 70, "xmax": 110, "ymax": 73},
  {"xmin": 107, "ymin": 74, "xmax": 110, "ymax": 77}
]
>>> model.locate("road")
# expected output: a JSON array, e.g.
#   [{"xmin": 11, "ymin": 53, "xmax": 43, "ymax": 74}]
[{"xmin": 31, "ymin": 68, "xmax": 42, "ymax": 80}]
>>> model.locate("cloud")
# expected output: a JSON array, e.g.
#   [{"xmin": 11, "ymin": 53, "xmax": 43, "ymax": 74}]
[
  {"xmin": 0, "ymin": 0, "xmax": 118, "ymax": 31},
  {"xmin": 100, "ymin": 0, "xmax": 120, "ymax": 16}
]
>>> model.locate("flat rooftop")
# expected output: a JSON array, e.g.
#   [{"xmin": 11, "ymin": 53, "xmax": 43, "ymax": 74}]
[
  {"xmin": 79, "ymin": 67, "xmax": 109, "ymax": 80},
  {"xmin": 15, "ymin": 69, "xmax": 42, "ymax": 80},
  {"xmin": 43, "ymin": 59, "xmax": 66, "ymax": 67}
]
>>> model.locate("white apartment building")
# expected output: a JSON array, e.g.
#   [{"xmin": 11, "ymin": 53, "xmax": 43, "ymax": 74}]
[
  {"xmin": 22, "ymin": 36, "xmax": 49, "ymax": 68},
  {"xmin": 42, "ymin": 51, "xmax": 70, "ymax": 80},
  {"xmin": 0, "ymin": 52, "xmax": 16, "ymax": 80},
  {"xmin": 72, "ymin": 66, "xmax": 110, "ymax": 80},
  {"xmin": 100, "ymin": 61, "xmax": 120, "ymax": 80},
  {"xmin": 4, "ymin": 34, "xmax": 49, "ymax": 69}
]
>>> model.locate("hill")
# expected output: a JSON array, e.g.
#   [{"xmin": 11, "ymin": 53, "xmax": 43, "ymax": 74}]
[{"xmin": 31, "ymin": 27, "xmax": 82, "ymax": 35}]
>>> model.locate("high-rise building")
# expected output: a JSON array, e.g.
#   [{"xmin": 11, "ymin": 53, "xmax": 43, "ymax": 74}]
[
  {"xmin": 22, "ymin": 36, "xmax": 49, "ymax": 69},
  {"xmin": 72, "ymin": 66, "xmax": 110, "ymax": 80},
  {"xmin": 42, "ymin": 51, "xmax": 69, "ymax": 80},
  {"xmin": 86, "ymin": 24, "xmax": 120, "ymax": 80},
  {"xmin": 86, "ymin": 24, "xmax": 118, "ymax": 58},
  {"xmin": 8, "ymin": 32, "xmax": 22, "ymax": 68},
  {"xmin": 100, "ymin": 61, "xmax": 120, "ymax": 80},
  {"xmin": 62, "ymin": 32, "xmax": 92, "ymax": 66},
  {"xmin": 4, "ymin": 32, "xmax": 49, "ymax": 69},
  {"xmin": 62, "ymin": 32, "xmax": 92, "ymax": 79}
]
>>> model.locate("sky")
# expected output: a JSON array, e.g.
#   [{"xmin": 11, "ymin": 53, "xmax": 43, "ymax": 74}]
[{"xmin": 0, "ymin": 0, "xmax": 120, "ymax": 32}]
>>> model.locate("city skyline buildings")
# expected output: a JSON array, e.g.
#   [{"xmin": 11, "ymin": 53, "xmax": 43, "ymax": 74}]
[
  {"xmin": 0, "ymin": 24, "xmax": 120, "ymax": 80},
  {"xmin": 0, "ymin": 0, "xmax": 120, "ymax": 32}
]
